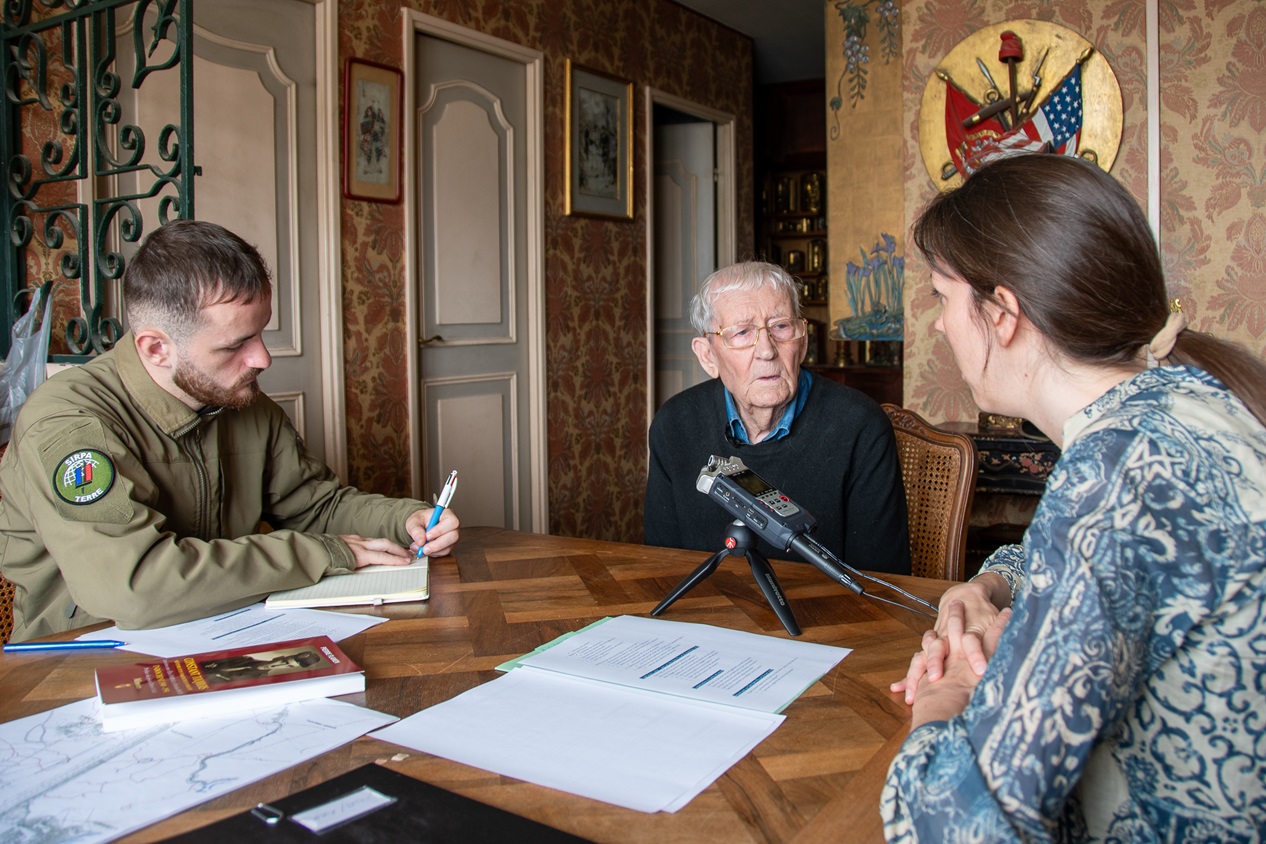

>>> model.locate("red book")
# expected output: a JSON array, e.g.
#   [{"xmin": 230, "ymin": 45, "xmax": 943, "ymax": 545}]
[{"xmin": 94, "ymin": 636, "xmax": 364, "ymax": 732}]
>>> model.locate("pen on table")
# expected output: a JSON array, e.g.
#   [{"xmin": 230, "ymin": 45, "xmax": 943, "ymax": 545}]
[
  {"xmin": 3, "ymin": 640, "xmax": 128, "ymax": 652},
  {"xmin": 417, "ymin": 470, "xmax": 458, "ymax": 558}
]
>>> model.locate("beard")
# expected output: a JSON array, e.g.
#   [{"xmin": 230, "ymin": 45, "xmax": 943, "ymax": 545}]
[{"xmin": 172, "ymin": 360, "xmax": 263, "ymax": 410}]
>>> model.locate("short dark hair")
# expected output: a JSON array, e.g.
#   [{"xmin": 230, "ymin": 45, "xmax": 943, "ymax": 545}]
[
  {"xmin": 914, "ymin": 153, "xmax": 1266, "ymax": 426},
  {"xmin": 123, "ymin": 219, "xmax": 272, "ymax": 337}
]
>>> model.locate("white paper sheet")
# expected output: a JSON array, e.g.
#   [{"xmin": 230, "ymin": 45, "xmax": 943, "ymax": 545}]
[
  {"xmin": 371, "ymin": 668, "xmax": 783, "ymax": 813},
  {"xmin": 77, "ymin": 604, "xmax": 387, "ymax": 657},
  {"xmin": 0, "ymin": 697, "xmax": 397, "ymax": 844},
  {"xmin": 515, "ymin": 614, "xmax": 850, "ymax": 714}
]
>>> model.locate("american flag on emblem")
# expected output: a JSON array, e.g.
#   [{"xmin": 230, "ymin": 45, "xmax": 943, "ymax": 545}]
[{"xmin": 998, "ymin": 65, "xmax": 1084, "ymax": 156}]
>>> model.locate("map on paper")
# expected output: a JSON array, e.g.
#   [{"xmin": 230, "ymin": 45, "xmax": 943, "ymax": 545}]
[{"xmin": 0, "ymin": 697, "xmax": 397, "ymax": 844}]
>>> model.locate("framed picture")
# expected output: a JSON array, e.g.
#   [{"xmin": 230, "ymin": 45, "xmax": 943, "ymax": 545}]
[
  {"xmin": 342, "ymin": 59, "xmax": 402, "ymax": 203},
  {"xmin": 565, "ymin": 60, "xmax": 633, "ymax": 220}
]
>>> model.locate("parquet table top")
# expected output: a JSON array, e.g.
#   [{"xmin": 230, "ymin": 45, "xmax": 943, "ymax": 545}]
[{"xmin": 0, "ymin": 526, "xmax": 947, "ymax": 843}]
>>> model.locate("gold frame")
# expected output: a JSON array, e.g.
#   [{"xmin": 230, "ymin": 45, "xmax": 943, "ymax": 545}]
[
  {"xmin": 917, "ymin": 20, "xmax": 1123, "ymax": 188},
  {"xmin": 565, "ymin": 60, "xmax": 633, "ymax": 220},
  {"xmin": 343, "ymin": 59, "xmax": 403, "ymax": 203}
]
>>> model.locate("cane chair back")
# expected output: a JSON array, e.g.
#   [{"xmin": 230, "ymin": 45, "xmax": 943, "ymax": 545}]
[
  {"xmin": 0, "ymin": 442, "xmax": 12, "ymax": 643},
  {"xmin": 882, "ymin": 404, "xmax": 978, "ymax": 581}
]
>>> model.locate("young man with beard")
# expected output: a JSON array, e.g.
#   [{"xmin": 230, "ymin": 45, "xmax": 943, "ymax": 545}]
[{"xmin": 0, "ymin": 221, "xmax": 459, "ymax": 641}]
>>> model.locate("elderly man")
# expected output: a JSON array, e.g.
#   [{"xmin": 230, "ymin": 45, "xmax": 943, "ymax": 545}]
[
  {"xmin": 0, "ymin": 220, "xmax": 459, "ymax": 641},
  {"xmin": 644, "ymin": 261, "xmax": 910, "ymax": 574}
]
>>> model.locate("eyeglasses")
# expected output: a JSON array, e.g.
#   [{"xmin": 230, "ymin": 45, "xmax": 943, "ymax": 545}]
[{"xmin": 704, "ymin": 318, "xmax": 807, "ymax": 349}]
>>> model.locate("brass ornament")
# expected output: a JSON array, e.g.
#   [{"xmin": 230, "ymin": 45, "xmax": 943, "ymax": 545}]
[{"xmin": 918, "ymin": 20, "xmax": 1123, "ymax": 188}]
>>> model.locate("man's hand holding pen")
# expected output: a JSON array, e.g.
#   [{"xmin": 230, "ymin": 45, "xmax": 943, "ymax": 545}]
[
  {"xmin": 340, "ymin": 510, "xmax": 460, "ymax": 569},
  {"xmin": 407, "ymin": 506, "xmax": 460, "ymax": 559},
  {"xmin": 341, "ymin": 471, "xmax": 461, "ymax": 568},
  {"xmin": 409, "ymin": 470, "xmax": 459, "ymax": 559}
]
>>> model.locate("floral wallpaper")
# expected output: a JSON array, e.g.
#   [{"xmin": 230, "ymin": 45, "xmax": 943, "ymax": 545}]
[
  {"xmin": 900, "ymin": 0, "xmax": 1265, "ymax": 425},
  {"xmin": 338, "ymin": 0, "xmax": 754, "ymax": 543},
  {"xmin": 891, "ymin": 0, "xmax": 1264, "ymax": 532}
]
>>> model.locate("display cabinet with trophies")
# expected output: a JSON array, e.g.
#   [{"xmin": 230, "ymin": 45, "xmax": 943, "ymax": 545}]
[{"xmin": 762, "ymin": 168, "xmax": 829, "ymax": 364}]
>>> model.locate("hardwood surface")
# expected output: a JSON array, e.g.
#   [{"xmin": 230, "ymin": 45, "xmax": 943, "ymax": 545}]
[{"xmin": 0, "ymin": 527, "xmax": 946, "ymax": 843}]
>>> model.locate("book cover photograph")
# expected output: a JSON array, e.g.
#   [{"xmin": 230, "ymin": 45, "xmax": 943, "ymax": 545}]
[{"xmin": 95, "ymin": 636, "xmax": 365, "ymax": 731}]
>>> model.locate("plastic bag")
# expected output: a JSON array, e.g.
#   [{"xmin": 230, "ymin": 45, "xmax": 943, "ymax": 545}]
[{"xmin": 0, "ymin": 281, "xmax": 54, "ymax": 445}]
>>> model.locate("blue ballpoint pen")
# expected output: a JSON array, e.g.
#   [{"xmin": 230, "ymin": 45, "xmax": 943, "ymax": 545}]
[
  {"xmin": 4, "ymin": 640, "xmax": 127, "ymax": 652},
  {"xmin": 417, "ymin": 470, "xmax": 458, "ymax": 558}
]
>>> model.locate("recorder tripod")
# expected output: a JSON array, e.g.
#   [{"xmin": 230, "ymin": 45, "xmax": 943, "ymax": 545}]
[{"xmin": 650, "ymin": 520, "xmax": 801, "ymax": 636}]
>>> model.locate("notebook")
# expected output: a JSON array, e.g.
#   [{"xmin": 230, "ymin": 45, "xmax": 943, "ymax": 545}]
[{"xmin": 265, "ymin": 560, "xmax": 429, "ymax": 609}]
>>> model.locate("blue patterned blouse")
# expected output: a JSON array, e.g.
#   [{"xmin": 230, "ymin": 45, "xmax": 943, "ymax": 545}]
[{"xmin": 882, "ymin": 367, "xmax": 1266, "ymax": 842}]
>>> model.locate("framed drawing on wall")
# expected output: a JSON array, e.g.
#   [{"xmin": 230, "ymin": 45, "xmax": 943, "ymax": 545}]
[
  {"xmin": 565, "ymin": 60, "xmax": 633, "ymax": 220},
  {"xmin": 343, "ymin": 58, "xmax": 402, "ymax": 203}
]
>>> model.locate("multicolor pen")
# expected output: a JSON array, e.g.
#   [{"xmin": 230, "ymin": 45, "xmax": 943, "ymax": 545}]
[{"xmin": 416, "ymin": 470, "xmax": 458, "ymax": 558}]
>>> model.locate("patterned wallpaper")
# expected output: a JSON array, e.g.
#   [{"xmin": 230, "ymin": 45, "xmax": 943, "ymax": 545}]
[
  {"xmin": 899, "ymin": 0, "xmax": 1265, "ymax": 426},
  {"xmin": 337, "ymin": 0, "xmax": 754, "ymax": 543}
]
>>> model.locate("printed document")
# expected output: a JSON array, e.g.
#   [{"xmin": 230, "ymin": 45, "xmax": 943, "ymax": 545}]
[
  {"xmin": 372, "ymin": 615, "xmax": 850, "ymax": 812},
  {"xmin": 507, "ymin": 614, "xmax": 850, "ymax": 713}
]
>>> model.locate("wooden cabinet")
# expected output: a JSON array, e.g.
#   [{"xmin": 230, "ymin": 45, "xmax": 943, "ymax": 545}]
[
  {"xmin": 756, "ymin": 80, "xmax": 832, "ymax": 366},
  {"xmin": 763, "ymin": 168, "xmax": 830, "ymax": 363},
  {"xmin": 938, "ymin": 419, "xmax": 1061, "ymax": 576},
  {"xmin": 807, "ymin": 364, "xmax": 902, "ymax": 407}
]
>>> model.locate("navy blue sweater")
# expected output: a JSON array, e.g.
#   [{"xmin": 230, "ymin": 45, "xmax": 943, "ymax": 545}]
[{"xmin": 644, "ymin": 374, "xmax": 911, "ymax": 574}]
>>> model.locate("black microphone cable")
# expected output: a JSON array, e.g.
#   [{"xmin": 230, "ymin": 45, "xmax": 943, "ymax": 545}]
[{"xmin": 796, "ymin": 534, "xmax": 939, "ymax": 620}]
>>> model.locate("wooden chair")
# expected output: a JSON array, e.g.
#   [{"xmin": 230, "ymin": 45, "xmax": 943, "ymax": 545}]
[
  {"xmin": 0, "ymin": 572, "xmax": 12, "ymax": 645},
  {"xmin": 0, "ymin": 442, "xmax": 12, "ymax": 643},
  {"xmin": 882, "ymin": 404, "xmax": 978, "ymax": 581}
]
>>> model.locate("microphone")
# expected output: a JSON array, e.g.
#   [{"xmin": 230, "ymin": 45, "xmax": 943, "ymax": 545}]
[
  {"xmin": 696, "ymin": 456, "xmax": 863, "ymax": 594},
  {"xmin": 789, "ymin": 534, "xmax": 864, "ymax": 595},
  {"xmin": 695, "ymin": 456, "xmax": 937, "ymax": 619}
]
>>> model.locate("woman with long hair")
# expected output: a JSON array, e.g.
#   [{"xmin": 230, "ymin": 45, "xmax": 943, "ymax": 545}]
[{"xmin": 882, "ymin": 154, "xmax": 1266, "ymax": 841}]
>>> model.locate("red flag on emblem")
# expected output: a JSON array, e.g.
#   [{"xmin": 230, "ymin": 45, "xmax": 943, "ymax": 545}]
[{"xmin": 943, "ymin": 80, "xmax": 1009, "ymax": 177}]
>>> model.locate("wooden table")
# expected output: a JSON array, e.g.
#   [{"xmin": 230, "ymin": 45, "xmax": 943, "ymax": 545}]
[{"xmin": 0, "ymin": 527, "xmax": 946, "ymax": 843}]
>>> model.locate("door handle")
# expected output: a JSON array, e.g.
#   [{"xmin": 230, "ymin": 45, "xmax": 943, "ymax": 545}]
[{"xmin": 418, "ymin": 334, "xmax": 444, "ymax": 348}]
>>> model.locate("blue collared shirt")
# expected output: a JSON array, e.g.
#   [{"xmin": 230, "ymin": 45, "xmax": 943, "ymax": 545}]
[{"xmin": 724, "ymin": 369, "xmax": 813, "ymax": 444}]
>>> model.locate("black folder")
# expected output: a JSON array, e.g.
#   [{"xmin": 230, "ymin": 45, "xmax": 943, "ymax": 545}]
[{"xmin": 162, "ymin": 763, "xmax": 596, "ymax": 843}]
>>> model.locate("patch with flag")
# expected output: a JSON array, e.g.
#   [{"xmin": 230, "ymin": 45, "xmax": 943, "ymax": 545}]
[{"xmin": 53, "ymin": 448, "xmax": 116, "ymax": 505}]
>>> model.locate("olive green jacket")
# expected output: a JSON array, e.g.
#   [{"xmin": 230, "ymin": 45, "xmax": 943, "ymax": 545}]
[{"xmin": 0, "ymin": 334, "xmax": 425, "ymax": 641}]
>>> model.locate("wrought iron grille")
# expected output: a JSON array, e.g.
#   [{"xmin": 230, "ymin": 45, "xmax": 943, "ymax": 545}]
[{"xmin": 1, "ymin": 0, "xmax": 193, "ymax": 362}]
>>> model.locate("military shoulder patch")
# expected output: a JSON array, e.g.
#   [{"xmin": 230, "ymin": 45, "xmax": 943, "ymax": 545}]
[{"xmin": 53, "ymin": 449, "xmax": 117, "ymax": 505}]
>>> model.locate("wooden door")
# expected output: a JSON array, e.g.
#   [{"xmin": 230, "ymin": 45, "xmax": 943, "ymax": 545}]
[
  {"xmin": 648, "ymin": 92, "xmax": 736, "ymax": 413},
  {"xmin": 120, "ymin": 0, "xmax": 342, "ymax": 468},
  {"xmin": 406, "ymin": 21, "xmax": 545, "ymax": 531}
]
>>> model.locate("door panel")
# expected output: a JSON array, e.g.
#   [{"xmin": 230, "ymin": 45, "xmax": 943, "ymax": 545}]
[
  {"xmin": 425, "ymin": 87, "xmax": 511, "ymax": 336},
  {"xmin": 120, "ymin": 0, "xmax": 331, "ymax": 459},
  {"xmin": 431, "ymin": 379, "xmax": 514, "ymax": 529},
  {"xmin": 414, "ymin": 34, "xmax": 534, "ymax": 529}
]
